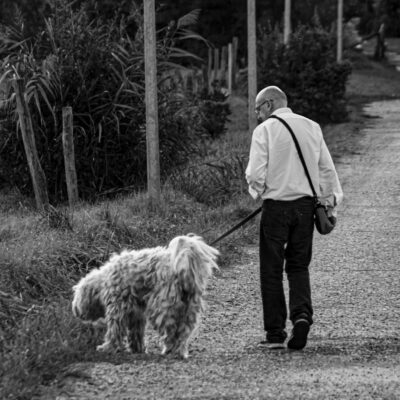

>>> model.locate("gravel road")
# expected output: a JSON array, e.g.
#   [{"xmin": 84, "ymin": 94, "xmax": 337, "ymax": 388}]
[{"xmin": 42, "ymin": 100, "xmax": 400, "ymax": 400}]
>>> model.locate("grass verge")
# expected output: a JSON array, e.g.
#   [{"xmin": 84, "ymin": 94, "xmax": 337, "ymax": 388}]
[{"xmin": 0, "ymin": 186, "xmax": 256, "ymax": 399}]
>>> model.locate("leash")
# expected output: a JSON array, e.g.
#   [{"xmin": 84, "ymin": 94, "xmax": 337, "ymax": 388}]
[{"xmin": 210, "ymin": 206, "xmax": 262, "ymax": 246}]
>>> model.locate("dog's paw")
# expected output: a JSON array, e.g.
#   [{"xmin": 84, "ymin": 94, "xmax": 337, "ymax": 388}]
[{"xmin": 179, "ymin": 350, "xmax": 189, "ymax": 359}]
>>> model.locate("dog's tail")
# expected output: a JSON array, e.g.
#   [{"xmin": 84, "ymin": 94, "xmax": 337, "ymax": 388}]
[
  {"xmin": 72, "ymin": 268, "xmax": 105, "ymax": 323},
  {"xmin": 168, "ymin": 235, "xmax": 219, "ymax": 294}
]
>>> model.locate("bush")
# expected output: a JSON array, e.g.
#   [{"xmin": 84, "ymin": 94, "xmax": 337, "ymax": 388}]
[
  {"xmin": 0, "ymin": 1, "xmax": 230, "ymax": 201},
  {"xmin": 198, "ymin": 87, "xmax": 231, "ymax": 139},
  {"xmin": 257, "ymin": 26, "xmax": 352, "ymax": 123},
  {"xmin": 171, "ymin": 152, "xmax": 247, "ymax": 206}
]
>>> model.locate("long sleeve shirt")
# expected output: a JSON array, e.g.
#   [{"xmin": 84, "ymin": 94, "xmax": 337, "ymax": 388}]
[{"xmin": 245, "ymin": 108, "xmax": 343, "ymax": 209}]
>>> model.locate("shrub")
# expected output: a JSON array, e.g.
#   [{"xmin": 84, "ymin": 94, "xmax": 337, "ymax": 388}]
[
  {"xmin": 198, "ymin": 87, "xmax": 231, "ymax": 139},
  {"xmin": 0, "ymin": 1, "xmax": 230, "ymax": 201},
  {"xmin": 257, "ymin": 25, "xmax": 352, "ymax": 123},
  {"xmin": 171, "ymin": 153, "xmax": 247, "ymax": 206}
]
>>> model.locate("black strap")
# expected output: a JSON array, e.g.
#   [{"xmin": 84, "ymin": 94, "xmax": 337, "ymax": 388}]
[
  {"xmin": 268, "ymin": 115, "xmax": 318, "ymax": 201},
  {"xmin": 210, "ymin": 206, "xmax": 262, "ymax": 246}
]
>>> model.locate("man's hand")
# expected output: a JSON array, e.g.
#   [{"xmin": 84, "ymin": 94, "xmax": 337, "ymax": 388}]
[{"xmin": 326, "ymin": 206, "xmax": 337, "ymax": 225}]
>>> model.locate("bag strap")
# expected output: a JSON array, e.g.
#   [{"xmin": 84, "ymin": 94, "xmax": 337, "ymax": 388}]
[{"xmin": 268, "ymin": 115, "xmax": 319, "ymax": 202}]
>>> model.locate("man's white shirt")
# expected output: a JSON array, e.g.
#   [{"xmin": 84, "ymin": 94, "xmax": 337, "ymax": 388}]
[{"xmin": 245, "ymin": 108, "xmax": 343, "ymax": 210}]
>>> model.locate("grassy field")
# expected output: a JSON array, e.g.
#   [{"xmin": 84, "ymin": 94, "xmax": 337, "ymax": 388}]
[{"xmin": 1, "ymin": 48, "xmax": 400, "ymax": 399}]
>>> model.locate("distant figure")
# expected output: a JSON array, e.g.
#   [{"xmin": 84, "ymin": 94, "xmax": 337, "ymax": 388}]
[{"xmin": 246, "ymin": 86, "xmax": 343, "ymax": 350}]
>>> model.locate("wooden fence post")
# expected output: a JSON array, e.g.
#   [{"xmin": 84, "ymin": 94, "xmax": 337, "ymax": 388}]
[
  {"xmin": 228, "ymin": 42, "xmax": 233, "ymax": 94},
  {"xmin": 220, "ymin": 45, "xmax": 227, "ymax": 84},
  {"xmin": 232, "ymin": 37, "xmax": 239, "ymax": 86},
  {"xmin": 284, "ymin": 0, "xmax": 291, "ymax": 45},
  {"xmin": 213, "ymin": 48, "xmax": 220, "ymax": 82},
  {"xmin": 337, "ymin": 0, "xmax": 343, "ymax": 62},
  {"xmin": 13, "ymin": 78, "xmax": 49, "ymax": 211},
  {"xmin": 143, "ymin": 0, "xmax": 160, "ymax": 205},
  {"xmin": 62, "ymin": 107, "xmax": 79, "ymax": 207},
  {"xmin": 207, "ymin": 47, "xmax": 213, "ymax": 93},
  {"xmin": 247, "ymin": 0, "xmax": 257, "ymax": 133}
]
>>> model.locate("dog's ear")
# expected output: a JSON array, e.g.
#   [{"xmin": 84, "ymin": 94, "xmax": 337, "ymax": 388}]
[
  {"xmin": 171, "ymin": 237, "xmax": 218, "ymax": 295},
  {"xmin": 168, "ymin": 236, "xmax": 185, "ymax": 261}
]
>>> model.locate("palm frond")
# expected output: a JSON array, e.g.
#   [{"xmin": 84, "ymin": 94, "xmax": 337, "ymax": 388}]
[
  {"xmin": 177, "ymin": 9, "xmax": 201, "ymax": 29},
  {"xmin": 175, "ymin": 29, "xmax": 209, "ymax": 46},
  {"xmin": 167, "ymin": 47, "xmax": 203, "ymax": 61}
]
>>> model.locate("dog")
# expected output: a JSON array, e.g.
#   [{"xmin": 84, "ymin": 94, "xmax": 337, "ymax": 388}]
[{"xmin": 72, "ymin": 234, "xmax": 219, "ymax": 359}]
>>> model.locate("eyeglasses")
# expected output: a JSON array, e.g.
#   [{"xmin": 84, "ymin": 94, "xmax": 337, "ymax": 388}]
[{"xmin": 255, "ymin": 98, "xmax": 272, "ymax": 113}]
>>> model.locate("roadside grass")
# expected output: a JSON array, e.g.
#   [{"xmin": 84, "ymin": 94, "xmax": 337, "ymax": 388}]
[
  {"xmin": 0, "ymin": 184, "xmax": 256, "ymax": 399},
  {"xmin": 1, "ymin": 48, "xmax": 400, "ymax": 400}
]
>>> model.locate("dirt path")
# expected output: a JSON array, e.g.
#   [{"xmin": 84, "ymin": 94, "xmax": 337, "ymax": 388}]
[{"xmin": 42, "ymin": 100, "xmax": 400, "ymax": 400}]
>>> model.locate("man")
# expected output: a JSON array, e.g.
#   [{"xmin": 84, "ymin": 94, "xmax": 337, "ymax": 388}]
[{"xmin": 246, "ymin": 86, "xmax": 343, "ymax": 350}]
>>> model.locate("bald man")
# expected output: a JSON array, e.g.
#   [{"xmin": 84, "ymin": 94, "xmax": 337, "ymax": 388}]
[{"xmin": 246, "ymin": 86, "xmax": 343, "ymax": 350}]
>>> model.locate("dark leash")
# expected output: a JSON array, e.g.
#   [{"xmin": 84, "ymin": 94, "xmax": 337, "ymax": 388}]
[{"xmin": 210, "ymin": 206, "xmax": 262, "ymax": 246}]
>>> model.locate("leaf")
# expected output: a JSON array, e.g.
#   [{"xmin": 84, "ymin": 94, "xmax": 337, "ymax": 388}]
[
  {"xmin": 168, "ymin": 47, "xmax": 203, "ymax": 61},
  {"xmin": 177, "ymin": 9, "xmax": 201, "ymax": 29},
  {"xmin": 176, "ymin": 29, "xmax": 209, "ymax": 46}
]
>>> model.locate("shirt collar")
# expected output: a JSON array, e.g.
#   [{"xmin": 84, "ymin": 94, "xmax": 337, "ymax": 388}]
[{"xmin": 272, "ymin": 107, "xmax": 293, "ymax": 115}]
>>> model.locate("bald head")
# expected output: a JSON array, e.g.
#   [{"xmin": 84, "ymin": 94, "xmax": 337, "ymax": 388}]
[{"xmin": 256, "ymin": 86, "xmax": 288, "ymax": 110}]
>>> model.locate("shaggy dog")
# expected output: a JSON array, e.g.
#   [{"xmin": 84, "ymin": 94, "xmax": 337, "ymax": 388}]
[{"xmin": 72, "ymin": 234, "xmax": 219, "ymax": 359}]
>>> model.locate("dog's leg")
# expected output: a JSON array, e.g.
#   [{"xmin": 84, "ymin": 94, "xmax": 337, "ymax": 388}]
[
  {"xmin": 175, "ymin": 297, "xmax": 204, "ymax": 359},
  {"xmin": 174, "ymin": 310, "xmax": 200, "ymax": 359},
  {"xmin": 127, "ymin": 307, "xmax": 146, "ymax": 353},
  {"xmin": 160, "ymin": 306, "xmax": 199, "ymax": 359},
  {"xmin": 96, "ymin": 304, "xmax": 126, "ymax": 352},
  {"xmin": 162, "ymin": 322, "xmax": 195, "ymax": 359},
  {"xmin": 160, "ymin": 321, "xmax": 179, "ymax": 356}
]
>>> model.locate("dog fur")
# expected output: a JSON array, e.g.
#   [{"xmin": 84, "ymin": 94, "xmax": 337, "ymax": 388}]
[{"xmin": 72, "ymin": 234, "xmax": 219, "ymax": 358}]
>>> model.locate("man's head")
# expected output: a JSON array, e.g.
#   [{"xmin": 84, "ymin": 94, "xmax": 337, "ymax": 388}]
[{"xmin": 255, "ymin": 86, "xmax": 288, "ymax": 123}]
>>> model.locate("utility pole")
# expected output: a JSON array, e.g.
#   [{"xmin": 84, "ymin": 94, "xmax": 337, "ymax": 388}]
[
  {"xmin": 337, "ymin": 0, "xmax": 343, "ymax": 62},
  {"xmin": 284, "ymin": 0, "xmax": 291, "ymax": 45},
  {"xmin": 247, "ymin": 0, "xmax": 257, "ymax": 134},
  {"xmin": 143, "ymin": 0, "xmax": 160, "ymax": 205}
]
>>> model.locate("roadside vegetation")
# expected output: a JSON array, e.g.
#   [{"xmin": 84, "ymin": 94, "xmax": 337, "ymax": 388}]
[{"xmin": 1, "ymin": 1, "xmax": 400, "ymax": 399}]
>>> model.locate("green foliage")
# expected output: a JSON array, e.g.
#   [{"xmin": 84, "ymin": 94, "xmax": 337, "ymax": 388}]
[
  {"xmin": 171, "ymin": 154, "xmax": 247, "ymax": 206},
  {"xmin": 0, "ymin": 1, "xmax": 230, "ymax": 201},
  {"xmin": 257, "ymin": 26, "xmax": 352, "ymax": 123},
  {"xmin": 198, "ymin": 88, "xmax": 231, "ymax": 139},
  {"xmin": 358, "ymin": 0, "xmax": 400, "ymax": 37},
  {"xmin": 378, "ymin": 0, "xmax": 400, "ymax": 37},
  {"xmin": 0, "ymin": 0, "xmax": 49, "ymax": 39}
]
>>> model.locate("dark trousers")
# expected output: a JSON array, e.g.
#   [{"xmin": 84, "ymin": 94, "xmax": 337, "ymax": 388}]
[{"xmin": 259, "ymin": 196, "xmax": 314, "ymax": 342}]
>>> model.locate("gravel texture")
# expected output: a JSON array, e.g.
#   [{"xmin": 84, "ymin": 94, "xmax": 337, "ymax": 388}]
[{"xmin": 41, "ymin": 100, "xmax": 400, "ymax": 400}]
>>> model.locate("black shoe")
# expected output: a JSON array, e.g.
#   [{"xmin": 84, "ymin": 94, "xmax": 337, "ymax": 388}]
[
  {"xmin": 287, "ymin": 319, "xmax": 310, "ymax": 350},
  {"xmin": 257, "ymin": 340, "xmax": 285, "ymax": 350}
]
